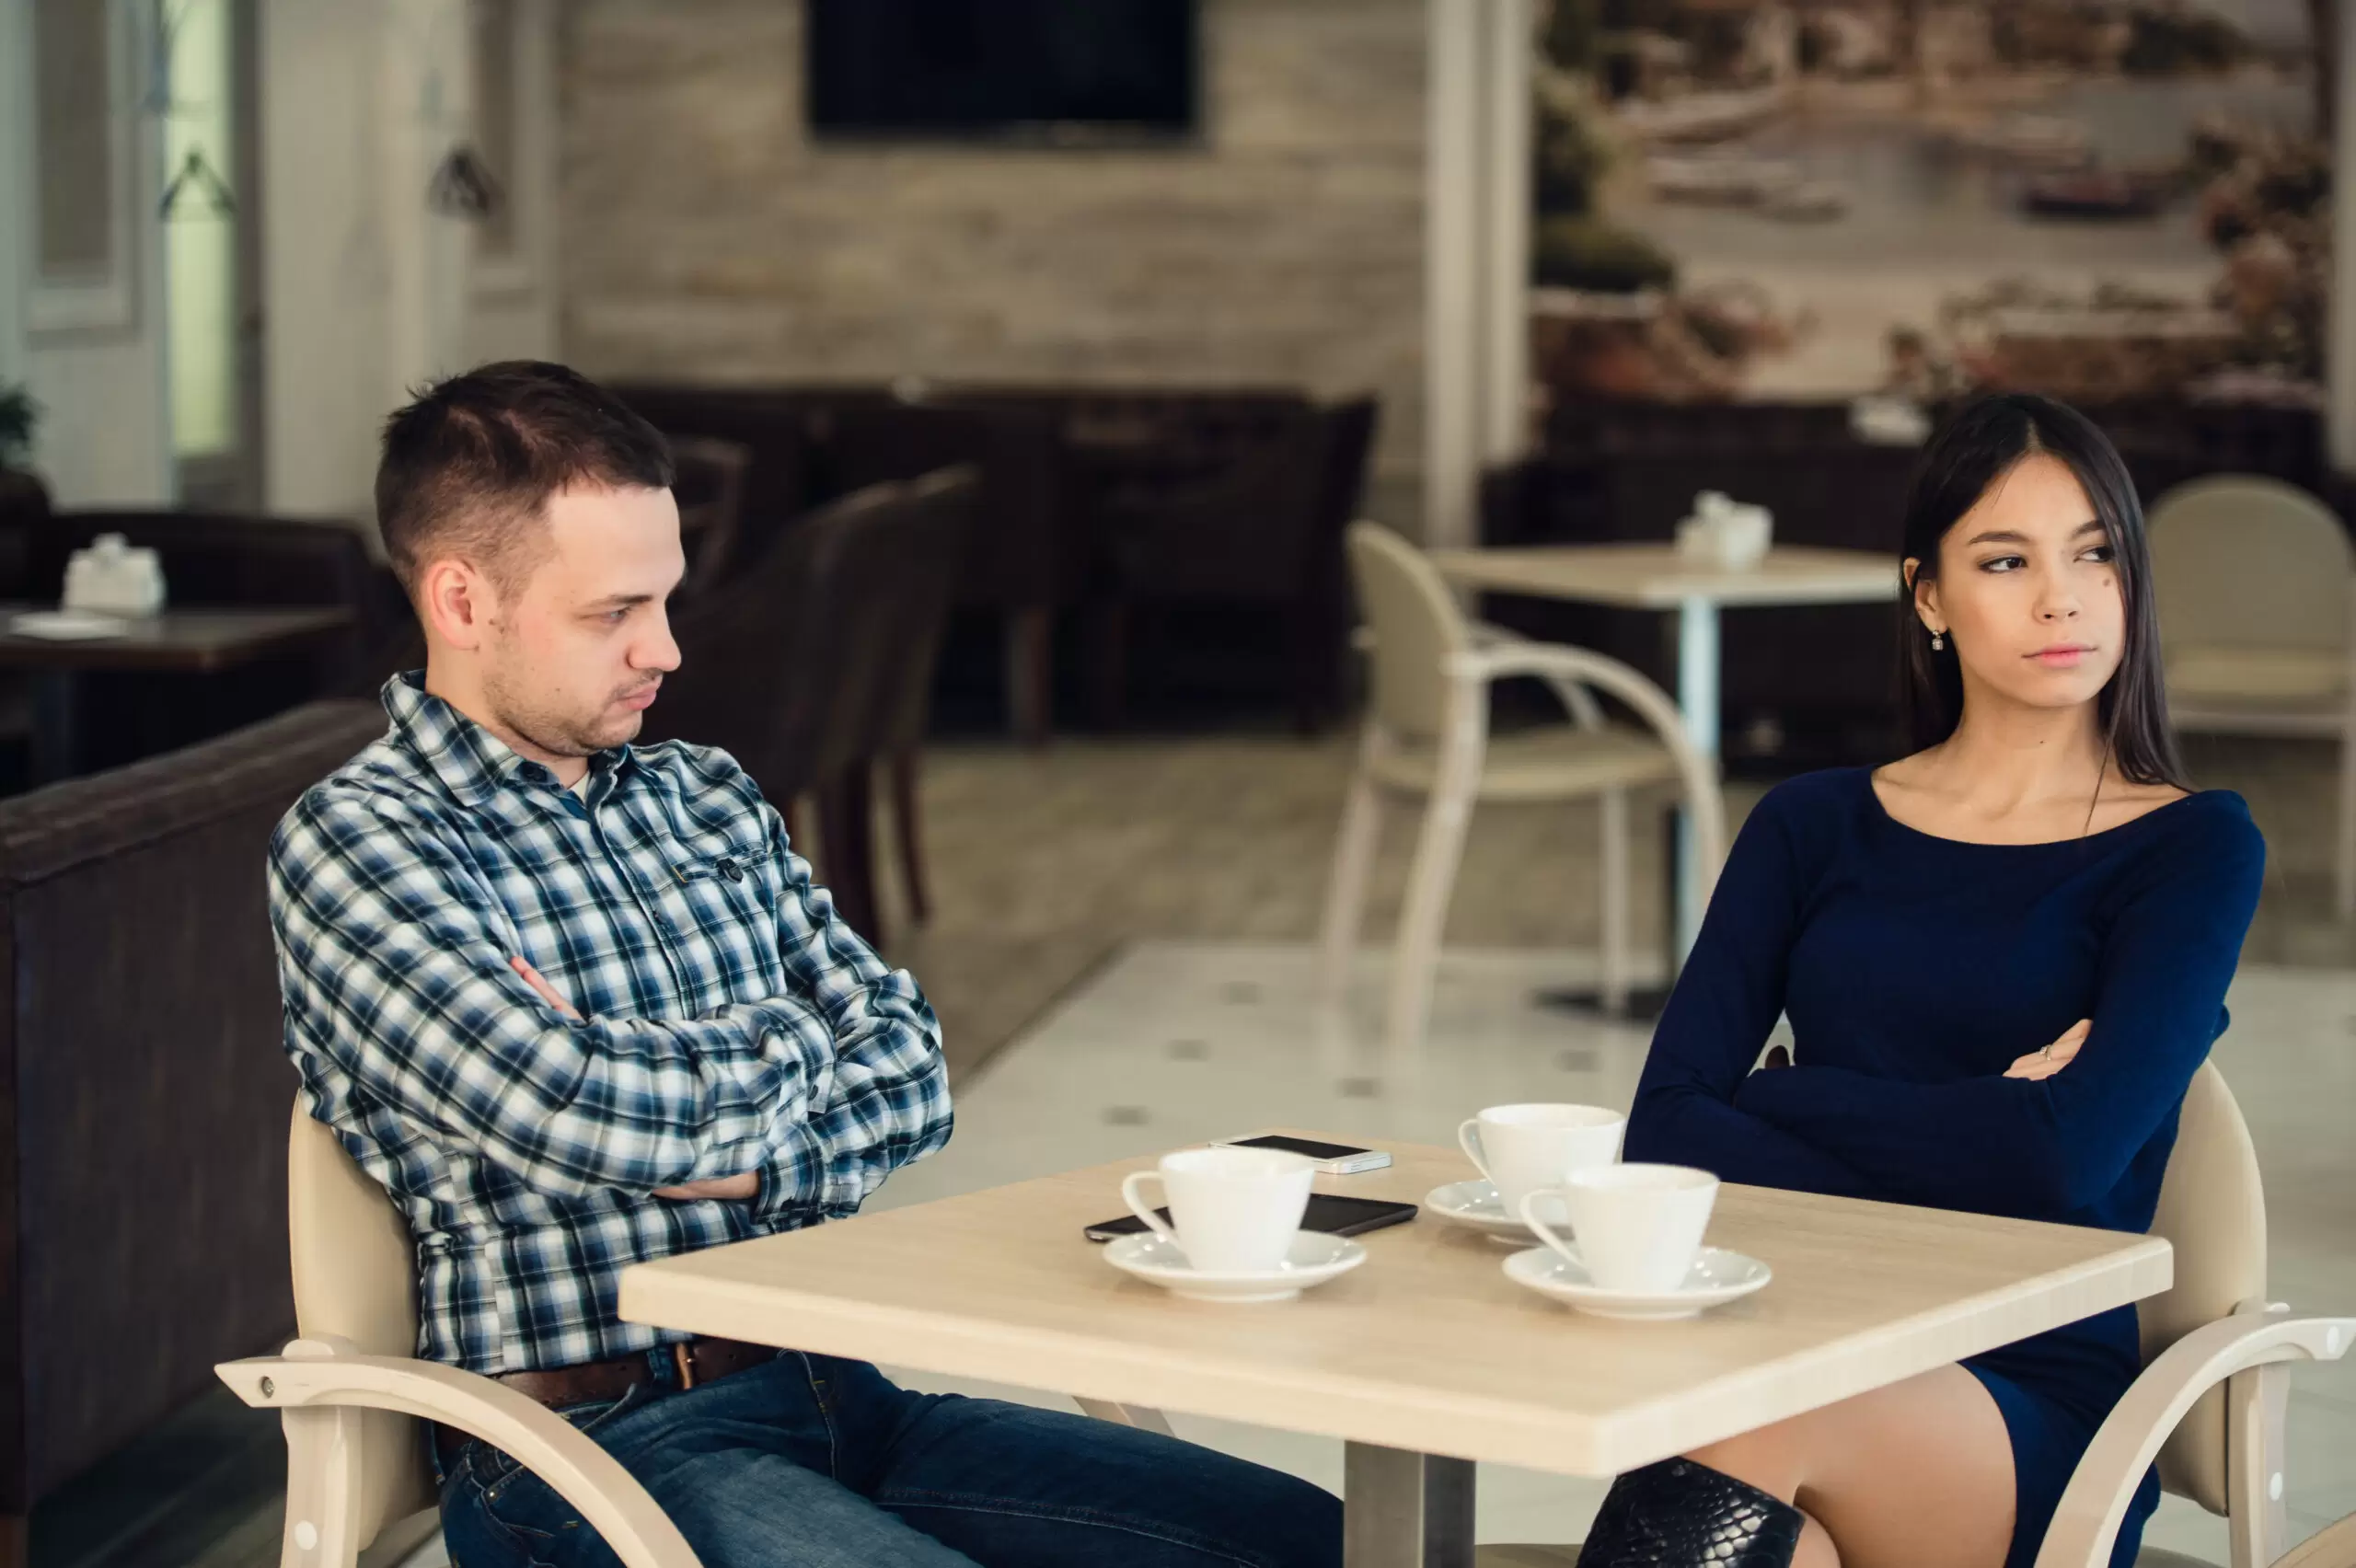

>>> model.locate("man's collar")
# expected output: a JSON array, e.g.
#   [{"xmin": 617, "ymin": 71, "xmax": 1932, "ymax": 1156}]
[{"xmin": 381, "ymin": 672, "xmax": 635, "ymax": 806}]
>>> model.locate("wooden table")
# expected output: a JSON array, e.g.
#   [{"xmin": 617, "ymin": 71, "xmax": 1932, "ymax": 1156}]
[
  {"xmin": 621, "ymin": 1134, "xmax": 2170, "ymax": 1568},
  {"xmin": 1427, "ymin": 546, "xmax": 1898, "ymax": 963},
  {"xmin": 0, "ymin": 604, "xmax": 355, "ymax": 781}
]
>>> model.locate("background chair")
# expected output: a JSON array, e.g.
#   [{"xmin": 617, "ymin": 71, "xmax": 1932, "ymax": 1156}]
[
  {"xmin": 2146, "ymin": 477, "xmax": 2356, "ymax": 917},
  {"xmin": 1319, "ymin": 522, "xmax": 1725, "ymax": 1084},
  {"xmin": 0, "ymin": 700, "xmax": 389, "ymax": 1561},
  {"xmin": 1472, "ymin": 1063, "xmax": 2356, "ymax": 1568},
  {"xmin": 824, "ymin": 400, "xmax": 1080, "ymax": 745},
  {"xmin": 668, "ymin": 434, "xmax": 752, "ymax": 602},
  {"xmin": 1088, "ymin": 396, "xmax": 1379, "ymax": 732},
  {"xmin": 837, "ymin": 466, "xmax": 978, "ymax": 934},
  {"xmin": 640, "ymin": 482, "xmax": 905, "ymax": 936}
]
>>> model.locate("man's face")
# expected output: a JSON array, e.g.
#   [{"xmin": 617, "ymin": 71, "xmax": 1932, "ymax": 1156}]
[{"xmin": 477, "ymin": 483, "xmax": 685, "ymax": 761}]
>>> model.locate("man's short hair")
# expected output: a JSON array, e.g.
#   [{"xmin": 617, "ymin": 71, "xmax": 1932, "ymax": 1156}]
[{"xmin": 375, "ymin": 361, "xmax": 675, "ymax": 598}]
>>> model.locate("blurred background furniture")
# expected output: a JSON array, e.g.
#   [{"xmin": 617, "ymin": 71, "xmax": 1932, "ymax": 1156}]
[
  {"xmin": 610, "ymin": 380, "xmax": 1381, "ymax": 740},
  {"xmin": 1488, "ymin": 398, "xmax": 2351, "ymax": 772},
  {"xmin": 2148, "ymin": 476, "xmax": 2356, "ymax": 917},
  {"xmin": 0, "ymin": 605, "xmax": 358, "ymax": 783},
  {"xmin": 668, "ymin": 434, "xmax": 752, "ymax": 602},
  {"xmin": 0, "ymin": 699, "xmax": 390, "ymax": 1561},
  {"xmin": 822, "ymin": 401, "xmax": 1078, "ymax": 747},
  {"xmin": 1322, "ymin": 524, "xmax": 1723, "ymax": 1080},
  {"xmin": 1430, "ymin": 539, "xmax": 1890, "ymax": 960},
  {"xmin": 1473, "ymin": 1064, "xmax": 2356, "ymax": 1568},
  {"xmin": 840, "ymin": 467, "xmax": 979, "ymax": 935},
  {"xmin": 1090, "ymin": 396, "xmax": 1378, "ymax": 732},
  {"xmin": 7, "ymin": 511, "xmax": 395, "ymax": 778},
  {"xmin": 642, "ymin": 482, "xmax": 906, "ymax": 932}
]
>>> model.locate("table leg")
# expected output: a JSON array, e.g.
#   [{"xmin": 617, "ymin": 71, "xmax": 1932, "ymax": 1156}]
[
  {"xmin": 30, "ymin": 671, "xmax": 80, "ymax": 786},
  {"xmin": 1345, "ymin": 1441, "xmax": 1475, "ymax": 1568},
  {"xmin": 1672, "ymin": 595, "xmax": 1721, "ymax": 963}
]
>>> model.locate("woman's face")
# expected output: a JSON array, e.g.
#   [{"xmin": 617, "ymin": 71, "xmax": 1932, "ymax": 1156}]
[{"xmin": 1910, "ymin": 454, "xmax": 2124, "ymax": 718}]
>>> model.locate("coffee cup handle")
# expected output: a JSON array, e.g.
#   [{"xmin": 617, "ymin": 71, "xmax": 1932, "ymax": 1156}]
[
  {"xmin": 1519, "ymin": 1188, "xmax": 1580, "ymax": 1264},
  {"xmin": 1457, "ymin": 1118, "xmax": 1490, "ymax": 1182},
  {"xmin": 1119, "ymin": 1171, "xmax": 1182, "ymax": 1249}
]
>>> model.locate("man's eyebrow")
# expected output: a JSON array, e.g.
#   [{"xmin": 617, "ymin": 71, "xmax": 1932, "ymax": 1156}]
[{"xmin": 581, "ymin": 592, "xmax": 658, "ymax": 612}]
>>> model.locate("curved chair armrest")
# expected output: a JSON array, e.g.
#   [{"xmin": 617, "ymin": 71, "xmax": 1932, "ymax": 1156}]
[
  {"xmin": 219, "ymin": 1337, "xmax": 703, "ymax": 1568},
  {"xmin": 2033, "ymin": 1313, "xmax": 2353, "ymax": 1568},
  {"xmin": 1464, "ymin": 622, "xmax": 1608, "ymax": 730},
  {"xmin": 1446, "ymin": 642, "xmax": 1727, "ymax": 877}
]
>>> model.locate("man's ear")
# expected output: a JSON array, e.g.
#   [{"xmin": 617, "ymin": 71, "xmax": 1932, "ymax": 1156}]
[{"xmin": 420, "ymin": 559, "xmax": 494, "ymax": 652}]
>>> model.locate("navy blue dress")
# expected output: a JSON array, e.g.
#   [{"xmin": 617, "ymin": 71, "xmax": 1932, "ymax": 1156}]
[{"xmin": 1625, "ymin": 768, "xmax": 2265, "ymax": 1568}]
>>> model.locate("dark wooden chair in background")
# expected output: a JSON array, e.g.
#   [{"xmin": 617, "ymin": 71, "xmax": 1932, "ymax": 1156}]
[
  {"xmin": 668, "ymin": 434, "xmax": 752, "ymax": 601},
  {"xmin": 1089, "ymin": 395, "xmax": 1378, "ymax": 732},
  {"xmin": 824, "ymin": 401, "xmax": 1078, "ymax": 748}
]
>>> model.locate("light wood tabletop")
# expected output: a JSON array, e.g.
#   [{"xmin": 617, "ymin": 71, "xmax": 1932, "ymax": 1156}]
[
  {"xmin": 1427, "ymin": 544, "xmax": 1898, "ymax": 611},
  {"xmin": 621, "ymin": 1132, "xmax": 2170, "ymax": 1478}
]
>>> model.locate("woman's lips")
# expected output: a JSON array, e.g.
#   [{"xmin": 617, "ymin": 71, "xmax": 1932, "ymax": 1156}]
[{"xmin": 2030, "ymin": 646, "xmax": 2093, "ymax": 669}]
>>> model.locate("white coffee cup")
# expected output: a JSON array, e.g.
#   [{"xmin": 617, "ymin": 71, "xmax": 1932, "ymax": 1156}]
[
  {"xmin": 1120, "ymin": 1146, "xmax": 1314, "ymax": 1274},
  {"xmin": 1520, "ymin": 1163, "xmax": 1720, "ymax": 1293},
  {"xmin": 1458, "ymin": 1103, "xmax": 1626, "ymax": 1214}
]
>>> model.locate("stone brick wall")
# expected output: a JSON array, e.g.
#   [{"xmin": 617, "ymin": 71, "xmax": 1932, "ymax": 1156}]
[{"xmin": 558, "ymin": 0, "xmax": 1426, "ymax": 498}]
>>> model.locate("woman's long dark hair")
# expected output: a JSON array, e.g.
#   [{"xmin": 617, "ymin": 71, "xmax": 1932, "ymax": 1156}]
[{"xmin": 1897, "ymin": 393, "xmax": 2188, "ymax": 790}]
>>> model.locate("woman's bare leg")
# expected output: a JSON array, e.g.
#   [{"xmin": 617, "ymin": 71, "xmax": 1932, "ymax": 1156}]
[{"xmin": 1682, "ymin": 1365, "xmax": 2016, "ymax": 1568}]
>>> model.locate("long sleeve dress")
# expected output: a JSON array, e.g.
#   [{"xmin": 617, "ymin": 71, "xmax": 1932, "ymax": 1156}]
[{"xmin": 1624, "ymin": 767, "xmax": 2265, "ymax": 1568}]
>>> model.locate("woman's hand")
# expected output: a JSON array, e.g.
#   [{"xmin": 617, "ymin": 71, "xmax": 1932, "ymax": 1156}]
[{"xmin": 2004, "ymin": 1019, "xmax": 2090, "ymax": 1081}]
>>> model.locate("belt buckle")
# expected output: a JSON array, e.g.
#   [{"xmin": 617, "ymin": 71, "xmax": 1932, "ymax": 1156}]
[{"xmin": 672, "ymin": 1340, "xmax": 698, "ymax": 1391}]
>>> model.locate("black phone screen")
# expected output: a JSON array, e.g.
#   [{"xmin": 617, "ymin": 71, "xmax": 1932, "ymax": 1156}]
[
  {"xmin": 1221, "ymin": 1135, "xmax": 1373, "ymax": 1161},
  {"xmin": 1083, "ymin": 1192, "xmax": 1416, "ymax": 1243}
]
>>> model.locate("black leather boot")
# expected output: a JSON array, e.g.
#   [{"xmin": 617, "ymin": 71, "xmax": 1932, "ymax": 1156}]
[{"xmin": 1576, "ymin": 1457, "xmax": 1806, "ymax": 1568}]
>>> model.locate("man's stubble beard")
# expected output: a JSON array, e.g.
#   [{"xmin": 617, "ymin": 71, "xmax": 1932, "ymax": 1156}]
[{"xmin": 481, "ymin": 651, "xmax": 641, "ymax": 762}]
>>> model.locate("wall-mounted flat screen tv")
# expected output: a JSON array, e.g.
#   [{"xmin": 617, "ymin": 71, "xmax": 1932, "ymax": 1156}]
[{"xmin": 806, "ymin": 0, "xmax": 1198, "ymax": 144}]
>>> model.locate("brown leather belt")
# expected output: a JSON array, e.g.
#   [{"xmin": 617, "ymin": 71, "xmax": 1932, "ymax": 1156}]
[{"xmin": 434, "ymin": 1337, "xmax": 778, "ymax": 1469}]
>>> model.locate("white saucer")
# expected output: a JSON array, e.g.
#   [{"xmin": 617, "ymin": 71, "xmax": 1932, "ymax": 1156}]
[
  {"xmin": 1503, "ymin": 1244, "xmax": 1772, "ymax": 1320},
  {"xmin": 1103, "ymin": 1230, "xmax": 1368, "ymax": 1303},
  {"xmin": 10, "ymin": 608, "xmax": 130, "ymax": 640},
  {"xmin": 1424, "ymin": 1179, "xmax": 1567, "ymax": 1246}
]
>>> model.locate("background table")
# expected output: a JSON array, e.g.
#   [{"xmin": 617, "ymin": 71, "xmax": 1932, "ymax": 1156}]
[
  {"xmin": 0, "ymin": 604, "xmax": 355, "ymax": 782},
  {"xmin": 1427, "ymin": 546, "xmax": 1897, "ymax": 966},
  {"xmin": 621, "ymin": 1133, "xmax": 2169, "ymax": 1568}
]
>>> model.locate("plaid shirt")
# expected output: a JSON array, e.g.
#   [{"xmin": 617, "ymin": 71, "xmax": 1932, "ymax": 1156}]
[{"xmin": 268, "ymin": 674, "xmax": 952, "ymax": 1374}]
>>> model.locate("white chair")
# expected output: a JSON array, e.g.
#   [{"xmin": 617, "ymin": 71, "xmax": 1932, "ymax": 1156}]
[
  {"xmin": 1472, "ymin": 1061, "xmax": 2356, "ymax": 1568},
  {"xmin": 214, "ymin": 1102, "xmax": 704, "ymax": 1567},
  {"xmin": 2148, "ymin": 477, "xmax": 2356, "ymax": 917},
  {"xmin": 1318, "ymin": 522, "xmax": 1726, "ymax": 1075}
]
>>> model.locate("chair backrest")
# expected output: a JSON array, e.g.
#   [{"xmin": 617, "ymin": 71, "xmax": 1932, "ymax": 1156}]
[
  {"xmin": 2148, "ymin": 477, "xmax": 2353, "ymax": 655},
  {"xmin": 2140, "ymin": 1059, "xmax": 2269, "ymax": 1515},
  {"xmin": 871, "ymin": 467, "xmax": 981, "ymax": 758},
  {"xmin": 1345, "ymin": 521, "xmax": 1473, "ymax": 744},
  {"xmin": 288, "ymin": 1099, "xmax": 436, "ymax": 1546}
]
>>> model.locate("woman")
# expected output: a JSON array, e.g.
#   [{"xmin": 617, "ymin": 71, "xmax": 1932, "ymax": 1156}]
[{"xmin": 1594, "ymin": 394, "xmax": 2266, "ymax": 1568}]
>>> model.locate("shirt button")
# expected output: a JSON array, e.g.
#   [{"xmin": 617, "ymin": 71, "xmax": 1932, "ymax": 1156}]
[{"xmin": 717, "ymin": 858, "xmax": 744, "ymax": 883}]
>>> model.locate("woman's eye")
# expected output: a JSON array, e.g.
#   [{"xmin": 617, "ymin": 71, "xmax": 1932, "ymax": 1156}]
[
  {"xmin": 1979, "ymin": 555, "xmax": 2024, "ymax": 573},
  {"xmin": 2083, "ymin": 545, "xmax": 2115, "ymax": 564}
]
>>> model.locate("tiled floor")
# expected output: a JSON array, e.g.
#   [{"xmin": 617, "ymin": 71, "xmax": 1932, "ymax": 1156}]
[{"xmin": 867, "ymin": 940, "xmax": 2356, "ymax": 1563}]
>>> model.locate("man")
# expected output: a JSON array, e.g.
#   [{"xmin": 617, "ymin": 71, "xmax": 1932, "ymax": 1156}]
[{"xmin": 269, "ymin": 362, "xmax": 1341, "ymax": 1568}]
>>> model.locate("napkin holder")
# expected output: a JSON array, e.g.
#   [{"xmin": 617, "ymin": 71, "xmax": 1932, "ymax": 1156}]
[
  {"xmin": 1674, "ymin": 491, "xmax": 1773, "ymax": 571},
  {"xmin": 63, "ymin": 533, "xmax": 167, "ymax": 617}
]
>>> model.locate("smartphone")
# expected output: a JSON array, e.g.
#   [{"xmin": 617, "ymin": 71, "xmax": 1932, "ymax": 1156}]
[
  {"xmin": 1208, "ymin": 1135, "xmax": 1392, "ymax": 1175},
  {"xmin": 1084, "ymin": 1192, "xmax": 1417, "ymax": 1244}
]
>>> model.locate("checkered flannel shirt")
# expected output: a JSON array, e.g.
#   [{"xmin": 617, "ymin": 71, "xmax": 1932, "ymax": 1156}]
[{"xmin": 268, "ymin": 674, "xmax": 952, "ymax": 1374}]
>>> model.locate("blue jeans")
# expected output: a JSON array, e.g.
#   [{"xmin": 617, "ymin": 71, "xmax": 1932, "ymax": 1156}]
[{"xmin": 436, "ymin": 1348, "xmax": 1342, "ymax": 1568}]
